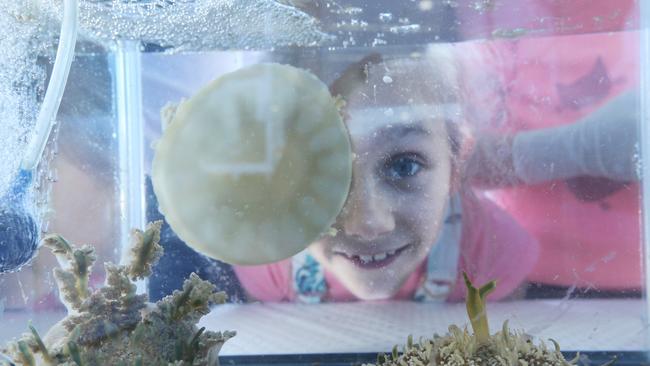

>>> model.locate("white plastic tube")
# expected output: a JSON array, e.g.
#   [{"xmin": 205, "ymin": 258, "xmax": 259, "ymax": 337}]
[{"xmin": 20, "ymin": 0, "xmax": 79, "ymax": 171}]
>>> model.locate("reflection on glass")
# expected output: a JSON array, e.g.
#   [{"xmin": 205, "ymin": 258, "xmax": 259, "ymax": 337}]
[{"xmin": 0, "ymin": 0, "xmax": 646, "ymax": 364}]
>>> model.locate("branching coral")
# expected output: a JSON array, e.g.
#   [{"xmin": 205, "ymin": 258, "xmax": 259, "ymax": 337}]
[
  {"xmin": 126, "ymin": 221, "xmax": 163, "ymax": 281},
  {"xmin": 1, "ymin": 221, "xmax": 234, "ymax": 366},
  {"xmin": 41, "ymin": 235, "xmax": 96, "ymax": 312}
]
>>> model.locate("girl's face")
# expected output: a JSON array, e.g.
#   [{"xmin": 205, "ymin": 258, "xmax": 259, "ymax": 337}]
[{"xmin": 308, "ymin": 109, "xmax": 453, "ymax": 300}]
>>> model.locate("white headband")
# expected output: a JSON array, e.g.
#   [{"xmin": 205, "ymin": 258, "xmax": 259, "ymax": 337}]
[{"xmin": 346, "ymin": 104, "xmax": 462, "ymax": 137}]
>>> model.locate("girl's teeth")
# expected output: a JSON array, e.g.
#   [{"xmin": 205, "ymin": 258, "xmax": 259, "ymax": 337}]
[
  {"xmin": 387, "ymin": 249, "xmax": 396, "ymax": 256},
  {"xmin": 356, "ymin": 251, "xmax": 391, "ymax": 263},
  {"xmin": 373, "ymin": 252, "xmax": 387, "ymax": 261},
  {"xmin": 359, "ymin": 254, "xmax": 373, "ymax": 263}
]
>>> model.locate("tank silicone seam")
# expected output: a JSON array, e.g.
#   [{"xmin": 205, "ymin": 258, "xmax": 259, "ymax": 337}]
[
  {"xmin": 640, "ymin": 0, "xmax": 650, "ymax": 352},
  {"xmin": 115, "ymin": 39, "xmax": 147, "ymax": 293}
]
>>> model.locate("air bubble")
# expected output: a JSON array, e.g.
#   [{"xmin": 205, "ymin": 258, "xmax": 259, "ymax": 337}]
[
  {"xmin": 389, "ymin": 24, "xmax": 421, "ymax": 34},
  {"xmin": 372, "ymin": 38, "xmax": 387, "ymax": 47},
  {"xmin": 379, "ymin": 13, "xmax": 393, "ymax": 22},
  {"xmin": 419, "ymin": 0, "xmax": 433, "ymax": 11}
]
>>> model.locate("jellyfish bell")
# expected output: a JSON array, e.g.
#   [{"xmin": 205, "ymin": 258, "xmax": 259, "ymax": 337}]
[{"xmin": 152, "ymin": 63, "xmax": 352, "ymax": 265}]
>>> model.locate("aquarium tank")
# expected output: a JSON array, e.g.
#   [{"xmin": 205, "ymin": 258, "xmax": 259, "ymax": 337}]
[{"xmin": 0, "ymin": 0, "xmax": 648, "ymax": 365}]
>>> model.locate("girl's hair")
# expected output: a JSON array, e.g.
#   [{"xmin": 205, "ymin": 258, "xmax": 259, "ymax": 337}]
[
  {"xmin": 330, "ymin": 45, "xmax": 462, "ymax": 105},
  {"xmin": 329, "ymin": 44, "xmax": 468, "ymax": 157}
]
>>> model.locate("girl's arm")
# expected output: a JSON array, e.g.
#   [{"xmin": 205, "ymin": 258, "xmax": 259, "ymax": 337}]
[{"xmin": 467, "ymin": 90, "xmax": 639, "ymax": 188}]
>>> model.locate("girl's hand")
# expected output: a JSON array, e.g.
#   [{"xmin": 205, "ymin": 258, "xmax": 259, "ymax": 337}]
[
  {"xmin": 465, "ymin": 133, "xmax": 521, "ymax": 188},
  {"xmin": 466, "ymin": 90, "xmax": 639, "ymax": 188}
]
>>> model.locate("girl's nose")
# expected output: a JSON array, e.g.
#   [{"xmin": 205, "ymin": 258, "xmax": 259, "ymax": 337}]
[{"xmin": 340, "ymin": 180, "xmax": 395, "ymax": 241}]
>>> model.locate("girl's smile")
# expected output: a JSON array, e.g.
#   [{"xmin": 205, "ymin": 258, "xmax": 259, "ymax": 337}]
[{"xmin": 333, "ymin": 242, "xmax": 414, "ymax": 269}]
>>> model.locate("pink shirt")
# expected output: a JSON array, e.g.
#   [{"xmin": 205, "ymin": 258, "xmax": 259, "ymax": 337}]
[
  {"xmin": 234, "ymin": 191, "xmax": 538, "ymax": 302},
  {"xmin": 468, "ymin": 31, "xmax": 641, "ymax": 290}
]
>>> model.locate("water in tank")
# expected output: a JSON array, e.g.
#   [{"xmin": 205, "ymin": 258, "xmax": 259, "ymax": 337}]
[{"xmin": 0, "ymin": 0, "xmax": 647, "ymax": 365}]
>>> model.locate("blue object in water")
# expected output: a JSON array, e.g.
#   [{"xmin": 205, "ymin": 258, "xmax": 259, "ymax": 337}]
[{"xmin": 0, "ymin": 169, "xmax": 38, "ymax": 273}]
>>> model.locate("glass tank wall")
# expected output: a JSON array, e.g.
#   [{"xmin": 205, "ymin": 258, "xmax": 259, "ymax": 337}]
[{"xmin": 0, "ymin": 1, "xmax": 647, "ymax": 365}]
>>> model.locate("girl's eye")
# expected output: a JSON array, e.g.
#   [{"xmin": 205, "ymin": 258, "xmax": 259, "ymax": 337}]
[{"xmin": 384, "ymin": 155, "xmax": 424, "ymax": 180}]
